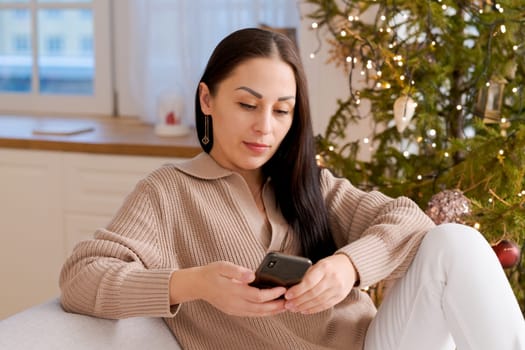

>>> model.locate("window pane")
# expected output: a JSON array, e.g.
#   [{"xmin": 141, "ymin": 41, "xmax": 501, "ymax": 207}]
[
  {"xmin": 0, "ymin": 9, "xmax": 32, "ymax": 93},
  {"xmin": 38, "ymin": 8, "xmax": 93, "ymax": 95}
]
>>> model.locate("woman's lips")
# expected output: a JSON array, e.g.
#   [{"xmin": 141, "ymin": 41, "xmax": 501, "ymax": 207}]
[{"xmin": 244, "ymin": 141, "xmax": 270, "ymax": 154}]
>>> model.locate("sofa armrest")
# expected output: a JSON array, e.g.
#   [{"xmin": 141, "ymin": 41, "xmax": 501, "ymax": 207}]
[{"xmin": 0, "ymin": 298, "xmax": 181, "ymax": 350}]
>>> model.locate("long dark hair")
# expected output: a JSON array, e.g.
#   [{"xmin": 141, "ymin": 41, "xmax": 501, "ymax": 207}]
[{"xmin": 195, "ymin": 28, "xmax": 335, "ymax": 262}]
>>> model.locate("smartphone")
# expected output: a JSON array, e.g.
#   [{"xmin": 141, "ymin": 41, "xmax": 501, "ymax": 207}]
[{"xmin": 250, "ymin": 252, "xmax": 312, "ymax": 289}]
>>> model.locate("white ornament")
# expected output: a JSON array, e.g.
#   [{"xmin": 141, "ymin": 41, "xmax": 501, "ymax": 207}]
[{"xmin": 393, "ymin": 95, "xmax": 417, "ymax": 132}]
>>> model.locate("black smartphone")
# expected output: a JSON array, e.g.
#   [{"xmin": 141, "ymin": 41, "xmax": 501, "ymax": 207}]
[{"xmin": 250, "ymin": 252, "xmax": 312, "ymax": 289}]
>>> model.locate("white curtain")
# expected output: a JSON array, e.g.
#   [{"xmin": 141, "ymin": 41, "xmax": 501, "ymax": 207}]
[{"xmin": 128, "ymin": 0, "xmax": 300, "ymax": 125}]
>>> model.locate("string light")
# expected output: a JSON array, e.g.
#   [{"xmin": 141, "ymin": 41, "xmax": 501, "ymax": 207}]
[{"xmin": 474, "ymin": 223, "xmax": 481, "ymax": 230}]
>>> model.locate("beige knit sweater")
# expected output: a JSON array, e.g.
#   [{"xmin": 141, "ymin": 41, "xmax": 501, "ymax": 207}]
[{"xmin": 59, "ymin": 152, "xmax": 435, "ymax": 350}]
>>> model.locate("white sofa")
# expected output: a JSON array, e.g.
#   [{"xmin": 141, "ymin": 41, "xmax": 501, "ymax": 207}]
[{"xmin": 0, "ymin": 298, "xmax": 182, "ymax": 349}]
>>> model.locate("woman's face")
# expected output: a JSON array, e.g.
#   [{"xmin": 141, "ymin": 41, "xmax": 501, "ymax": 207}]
[{"xmin": 199, "ymin": 56, "xmax": 295, "ymax": 174}]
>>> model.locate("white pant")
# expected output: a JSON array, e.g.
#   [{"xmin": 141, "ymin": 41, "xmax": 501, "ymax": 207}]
[{"xmin": 364, "ymin": 223, "xmax": 525, "ymax": 350}]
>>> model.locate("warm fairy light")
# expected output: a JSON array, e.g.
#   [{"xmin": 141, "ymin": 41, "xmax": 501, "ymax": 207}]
[
  {"xmin": 495, "ymin": 3, "xmax": 504, "ymax": 13},
  {"xmin": 442, "ymin": 4, "xmax": 447, "ymax": 10},
  {"xmin": 431, "ymin": 41, "xmax": 436, "ymax": 46},
  {"xmin": 512, "ymin": 87, "xmax": 518, "ymax": 93},
  {"xmin": 417, "ymin": 175, "xmax": 423, "ymax": 180},
  {"xmin": 355, "ymin": 98, "xmax": 361, "ymax": 105},
  {"xmin": 486, "ymin": 81, "xmax": 491, "ymax": 87},
  {"xmin": 513, "ymin": 45, "xmax": 518, "ymax": 51},
  {"xmin": 328, "ymin": 145, "xmax": 335, "ymax": 151},
  {"xmin": 500, "ymin": 25, "xmax": 506, "ymax": 33},
  {"xmin": 417, "ymin": 136, "xmax": 423, "ymax": 142},
  {"xmin": 309, "ymin": 53, "xmax": 315, "ymax": 59},
  {"xmin": 411, "ymin": 80, "xmax": 415, "ymax": 85},
  {"xmin": 474, "ymin": 222, "xmax": 481, "ymax": 230},
  {"xmin": 499, "ymin": 149, "xmax": 504, "ymax": 155},
  {"xmin": 488, "ymin": 197, "xmax": 493, "ymax": 203},
  {"xmin": 363, "ymin": 137, "xmax": 369, "ymax": 144},
  {"xmin": 346, "ymin": 56, "xmax": 352, "ymax": 62},
  {"xmin": 311, "ymin": 22, "xmax": 318, "ymax": 29},
  {"xmin": 361, "ymin": 70, "xmax": 366, "ymax": 76},
  {"xmin": 380, "ymin": 15, "xmax": 386, "ymax": 21},
  {"xmin": 427, "ymin": 129, "xmax": 437, "ymax": 137},
  {"xmin": 444, "ymin": 152, "xmax": 450, "ymax": 158},
  {"xmin": 376, "ymin": 82, "xmax": 382, "ymax": 88},
  {"xmin": 366, "ymin": 60, "xmax": 373, "ymax": 69},
  {"xmin": 403, "ymin": 151, "xmax": 410, "ymax": 158},
  {"xmin": 431, "ymin": 142, "xmax": 437, "ymax": 148},
  {"xmin": 384, "ymin": 82, "xmax": 391, "ymax": 89},
  {"xmin": 340, "ymin": 30, "xmax": 347, "ymax": 37},
  {"xmin": 501, "ymin": 117, "xmax": 507, "ymax": 123},
  {"xmin": 400, "ymin": 75, "xmax": 405, "ymax": 81},
  {"xmin": 377, "ymin": 71, "xmax": 382, "ymax": 77}
]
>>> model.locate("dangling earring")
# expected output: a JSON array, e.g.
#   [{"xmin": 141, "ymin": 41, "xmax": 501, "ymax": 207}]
[{"xmin": 201, "ymin": 115, "xmax": 210, "ymax": 145}]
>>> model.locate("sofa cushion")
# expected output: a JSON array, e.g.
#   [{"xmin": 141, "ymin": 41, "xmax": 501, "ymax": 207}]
[{"xmin": 0, "ymin": 298, "xmax": 180, "ymax": 350}]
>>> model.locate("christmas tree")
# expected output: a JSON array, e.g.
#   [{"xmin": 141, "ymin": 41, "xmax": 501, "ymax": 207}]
[{"xmin": 306, "ymin": 0, "xmax": 525, "ymax": 311}]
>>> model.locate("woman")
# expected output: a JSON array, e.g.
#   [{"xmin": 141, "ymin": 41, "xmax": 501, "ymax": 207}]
[{"xmin": 60, "ymin": 28, "xmax": 525, "ymax": 350}]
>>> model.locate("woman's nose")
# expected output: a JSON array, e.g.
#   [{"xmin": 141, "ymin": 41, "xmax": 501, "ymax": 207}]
[{"xmin": 254, "ymin": 108, "xmax": 272, "ymax": 134}]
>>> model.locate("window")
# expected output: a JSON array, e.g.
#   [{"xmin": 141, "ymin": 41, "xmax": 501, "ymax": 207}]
[
  {"xmin": 0, "ymin": 0, "xmax": 112, "ymax": 115},
  {"xmin": 13, "ymin": 34, "xmax": 30, "ymax": 53}
]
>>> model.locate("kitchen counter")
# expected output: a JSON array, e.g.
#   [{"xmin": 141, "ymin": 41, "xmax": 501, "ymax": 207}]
[{"xmin": 0, "ymin": 115, "xmax": 201, "ymax": 158}]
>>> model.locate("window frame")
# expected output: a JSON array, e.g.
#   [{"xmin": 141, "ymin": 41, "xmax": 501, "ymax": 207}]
[{"xmin": 0, "ymin": 0, "xmax": 113, "ymax": 116}]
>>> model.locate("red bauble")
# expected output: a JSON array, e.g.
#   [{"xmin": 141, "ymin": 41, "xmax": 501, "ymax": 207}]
[
  {"xmin": 165, "ymin": 111, "xmax": 177, "ymax": 125},
  {"xmin": 492, "ymin": 239, "xmax": 521, "ymax": 269}
]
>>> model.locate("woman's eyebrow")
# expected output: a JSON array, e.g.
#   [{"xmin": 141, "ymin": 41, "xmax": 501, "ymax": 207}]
[{"xmin": 235, "ymin": 86, "xmax": 295, "ymax": 101}]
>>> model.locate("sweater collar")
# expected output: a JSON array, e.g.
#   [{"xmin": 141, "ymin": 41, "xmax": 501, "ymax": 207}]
[{"xmin": 174, "ymin": 152, "xmax": 234, "ymax": 180}]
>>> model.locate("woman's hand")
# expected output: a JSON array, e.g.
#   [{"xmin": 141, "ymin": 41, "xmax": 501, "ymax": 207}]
[
  {"xmin": 169, "ymin": 261, "xmax": 286, "ymax": 317},
  {"xmin": 283, "ymin": 254, "xmax": 358, "ymax": 314}
]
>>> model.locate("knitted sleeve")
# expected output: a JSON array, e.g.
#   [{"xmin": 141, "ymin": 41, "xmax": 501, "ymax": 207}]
[
  {"xmin": 59, "ymin": 178, "xmax": 178, "ymax": 319},
  {"xmin": 320, "ymin": 169, "xmax": 435, "ymax": 288}
]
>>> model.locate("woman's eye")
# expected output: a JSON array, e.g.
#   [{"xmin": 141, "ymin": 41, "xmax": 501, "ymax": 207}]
[
  {"xmin": 275, "ymin": 109, "xmax": 290, "ymax": 115},
  {"xmin": 239, "ymin": 102, "xmax": 256, "ymax": 110}
]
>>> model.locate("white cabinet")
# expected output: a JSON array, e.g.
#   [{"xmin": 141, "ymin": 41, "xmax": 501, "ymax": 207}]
[{"xmin": 0, "ymin": 149, "xmax": 183, "ymax": 319}]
